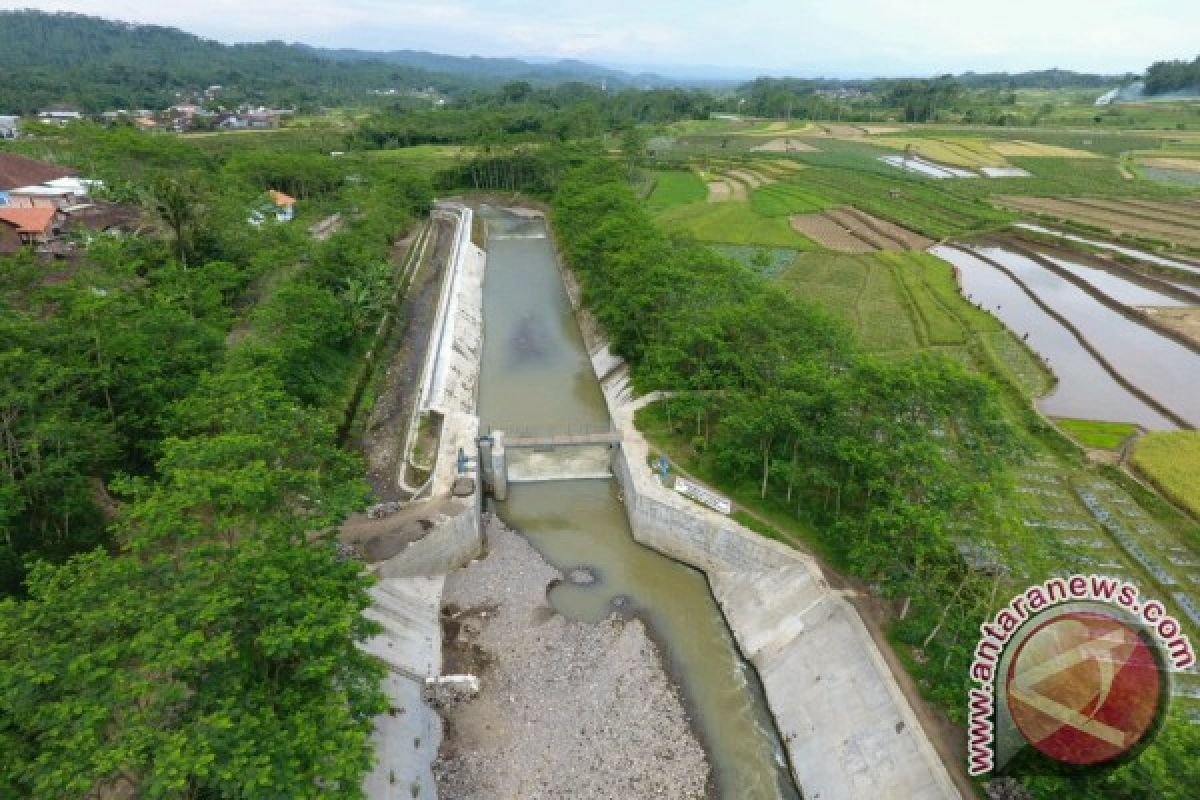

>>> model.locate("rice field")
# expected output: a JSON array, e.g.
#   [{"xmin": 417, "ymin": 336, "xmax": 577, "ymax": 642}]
[
  {"xmin": 1133, "ymin": 431, "xmax": 1200, "ymax": 518},
  {"xmin": 1053, "ymin": 418, "xmax": 1138, "ymax": 450},
  {"xmin": 873, "ymin": 135, "xmax": 1009, "ymax": 168},
  {"xmin": 989, "ymin": 140, "xmax": 1100, "ymax": 159}
]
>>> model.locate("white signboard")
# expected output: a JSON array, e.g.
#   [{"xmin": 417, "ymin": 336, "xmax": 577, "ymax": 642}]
[{"xmin": 674, "ymin": 477, "xmax": 732, "ymax": 515}]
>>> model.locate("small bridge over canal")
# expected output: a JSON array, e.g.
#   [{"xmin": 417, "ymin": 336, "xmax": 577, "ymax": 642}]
[{"xmin": 476, "ymin": 426, "xmax": 621, "ymax": 498}]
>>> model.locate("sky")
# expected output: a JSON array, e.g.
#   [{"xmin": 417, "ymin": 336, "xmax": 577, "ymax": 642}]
[{"xmin": 5, "ymin": 0, "xmax": 1199, "ymax": 78}]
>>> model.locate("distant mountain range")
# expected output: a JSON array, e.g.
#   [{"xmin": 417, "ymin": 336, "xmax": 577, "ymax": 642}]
[
  {"xmin": 0, "ymin": 10, "xmax": 685, "ymax": 114},
  {"xmin": 306, "ymin": 46, "xmax": 676, "ymax": 88},
  {"xmin": 0, "ymin": 9, "xmax": 1174, "ymax": 116}
]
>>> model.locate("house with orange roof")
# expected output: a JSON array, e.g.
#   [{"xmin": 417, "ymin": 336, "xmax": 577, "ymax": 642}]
[
  {"xmin": 0, "ymin": 206, "xmax": 62, "ymax": 255},
  {"xmin": 250, "ymin": 190, "xmax": 297, "ymax": 225}
]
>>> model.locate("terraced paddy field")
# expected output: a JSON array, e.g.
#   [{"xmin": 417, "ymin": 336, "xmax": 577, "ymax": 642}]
[
  {"xmin": 645, "ymin": 169, "xmax": 709, "ymax": 213},
  {"xmin": 788, "ymin": 207, "xmax": 931, "ymax": 252},
  {"xmin": 996, "ymin": 195, "xmax": 1200, "ymax": 248}
]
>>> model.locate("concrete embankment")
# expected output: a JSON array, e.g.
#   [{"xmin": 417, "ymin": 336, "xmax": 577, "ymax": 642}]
[
  {"xmin": 348, "ymin": 202, "xmax": 488, "ymax": 800},
  {"xmin": 559, "ymin": 263, "xmax": 963, "ymax": 800}
]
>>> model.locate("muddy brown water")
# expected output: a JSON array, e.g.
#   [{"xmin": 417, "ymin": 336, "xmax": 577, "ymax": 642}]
[{"xmin": 477, "ymin": 207, "xmax": 800, "ymax": 799}]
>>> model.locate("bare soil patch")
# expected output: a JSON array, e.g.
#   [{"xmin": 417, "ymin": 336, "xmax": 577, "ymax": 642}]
[
  {"xmin": 726, "ymin": 168, "xmax": 769, "ymax": 188},
  {"xmin": 722, "ymin": 175, "xmax": 749, "ymax": 201},
  {"xmin": 1140, "ymin": 157, "xmax": 1200, "ymax": 174},
  {"xmin": 844, "ymin": 207, "xmax": 933, "ymax": 250},
  {"xmin": 997, "ymin": 196, "xmax": 1200, "ymax": 248},
  {"xmin": 790, "ymin": 212, "xmax": 876, "ymax": 252},
  {"xmin": 705, "ymin": 180, "xmax": 732, "ymax": 203},
  {"xmin": 750, "ymin": 138, "xmax": 818, "ymax": 153},
  {"xmin": 1140, "ymin": 306, "xmax": 1200, "ymax": 348}
]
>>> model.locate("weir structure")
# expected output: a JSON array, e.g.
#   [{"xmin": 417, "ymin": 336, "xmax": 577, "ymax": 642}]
[{"xmin": 477, "ymin": 426, "xmax": 621, "ymax": 498}]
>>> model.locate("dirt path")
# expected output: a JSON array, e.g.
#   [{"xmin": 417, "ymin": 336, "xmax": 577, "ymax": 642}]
[
  {"xmin": 434, "ymin": 515, "xmax": 710, "ymax": 799},
  {"xmin": 641, "ymin": 446, "xmax": 979, "ymax": 800},
  {"xmin": 359, "ymin": 217, "xmax": 454, "ymax": 500}
]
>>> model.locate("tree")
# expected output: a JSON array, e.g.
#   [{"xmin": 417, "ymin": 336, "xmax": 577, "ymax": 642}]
[{"xmin": 151, "ymin": 174, "xmax": 203, "ymax": 267}]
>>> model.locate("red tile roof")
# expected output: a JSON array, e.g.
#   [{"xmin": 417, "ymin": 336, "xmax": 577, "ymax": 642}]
[
  {"xmin": 268, "ymin": 190, "xmax": 296, "ymax": 207},
  {"xmin": 0, "ymin": 152, "xmax": 76, "ymax": 192},
  {"xmin": 0, "ymin": 207, "xmax": 57, "ymax": 234}
]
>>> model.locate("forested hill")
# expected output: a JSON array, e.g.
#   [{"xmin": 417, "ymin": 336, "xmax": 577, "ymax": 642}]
[
  {"xmin": 310, "ymin": 47, "xmax": 672, "ymax": 88},
  {"xmin": 0, "ymin": 10, "xmax": 661, "ymax": 114}
]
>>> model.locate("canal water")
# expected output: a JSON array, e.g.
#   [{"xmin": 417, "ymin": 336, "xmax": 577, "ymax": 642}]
[{"xmin": 475, "ymin": 208, "xmax": 800, "ymax": 800}]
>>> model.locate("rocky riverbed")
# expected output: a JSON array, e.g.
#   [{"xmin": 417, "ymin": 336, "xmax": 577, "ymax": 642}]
[{"xmin": 433, "ymin": 514, "xmax": 710, "ymax": 799}]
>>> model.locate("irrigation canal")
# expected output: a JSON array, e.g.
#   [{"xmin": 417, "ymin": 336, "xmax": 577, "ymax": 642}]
[{"xmin": 476, "ymin": 207, "xmax": 800, "ymax": 799}]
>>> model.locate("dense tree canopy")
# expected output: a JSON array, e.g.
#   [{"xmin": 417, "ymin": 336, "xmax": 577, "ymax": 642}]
[
  {"xmin": 0, "ymin": 126, "xmax": 432, "ymax": 795},
  {"xmin": 1144, "ymin": 55, "xmax": 1200, "ymax": 96}
]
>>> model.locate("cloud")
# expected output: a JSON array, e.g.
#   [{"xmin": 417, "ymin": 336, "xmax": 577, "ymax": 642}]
[{"xmin": 3, "ymin": 0, "xmax": 1197, "ymax": 75}]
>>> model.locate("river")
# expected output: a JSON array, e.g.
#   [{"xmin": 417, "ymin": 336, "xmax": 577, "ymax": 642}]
[{"xmin": 476, "ymin": 207, "xmax": 800, "ymax": 800}]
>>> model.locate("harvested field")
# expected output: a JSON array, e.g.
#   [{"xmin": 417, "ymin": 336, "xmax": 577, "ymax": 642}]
[
  {"xmin": 818, "ymin": 124, "xmax": 869, "ymax": 137},
  {"xmin": 706, "ymin": 180, "xmax": 732, "ymax": 203},
  {"xmin": 996, "ymin": 196, "xmax": 1200, "ymax": 247},
  {"xmin": 726, "ymin": 168, "xmax": 770, "ymax": 188},
  {"xmin": 862, "ymin": 126, "xmax": 905, "ymax": 135},
  {"xmin": 838, "ymin": 207, "xmax": 933, "ymax": 250},
  {"xmin": 1140, "ymin": 307, "xmax": 1200, "ymax": 349},
  {"xmin": 723, "ymin": 175, "xmax": 749, "ymax": 201},
  {"xmin": 1111, "ymin": 198, "xmax": 1200, "ymax": 218},
  {"xmin": 1139, "ymin": 157, "xmax": 1200, "ymax": 173},
  {"xmin": 1063, "ymin": 197, "xmax": 1200, "ymax": 229},
  {"xmin": 785, "ymin": 206, "xmax": 931, "ymax": 253},
  {"xmin": 751, "ymin": 137, "xmax": 819, "ymax": 152},
  {"xmin": 790, "ymin": 211, "xmax": 876, "ymax": 253},
  {"xmin": 990, "ymin": 140, "xmax": 1099, "ymax": 158},
  {"xmin": 748, "ymin": 161, "xmax": 794, "ymax": 178}
]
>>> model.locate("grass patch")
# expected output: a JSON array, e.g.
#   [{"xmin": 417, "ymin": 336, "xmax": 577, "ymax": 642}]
[
  {"xmin": 1132, "ymin": 431, "xmax": 1200, "ymax": 517},
  {"xmin": 645, "ymin": 169, "xmax": 708, "ymax": 212},
  {"xmin": 1054, "ymin": 418, "xmax": 1138, "ymax": 450}
]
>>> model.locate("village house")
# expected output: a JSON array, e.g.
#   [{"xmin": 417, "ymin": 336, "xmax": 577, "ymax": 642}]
[
  {"xmin": 0, "ymin": 152, "xmax": 77, "ymax": 208},
  {"xmin": 37, "ymin": 107, "xmax": 84, "ymax": 126},
  {"xmin": 249, "ymin": 190, "xmax": 296, "ymax": 225},
  {"xmin": 0, "ymin": 115, "xmax": 19, "ymax": 139},
  {"xmin": 0, "ymin": 207, "xmax": 63, "ymax": 255}
]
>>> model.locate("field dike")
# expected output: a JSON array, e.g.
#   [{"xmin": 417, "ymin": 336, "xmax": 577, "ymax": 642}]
[{"xmin": 557, "ymin": 261, "xmax": 963, "ymax": 800}]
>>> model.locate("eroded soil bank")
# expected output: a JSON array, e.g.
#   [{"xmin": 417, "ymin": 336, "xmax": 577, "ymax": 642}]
[{"xmin": 433, "ymin": 513, "xmax": 710, "ymax": 799}]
